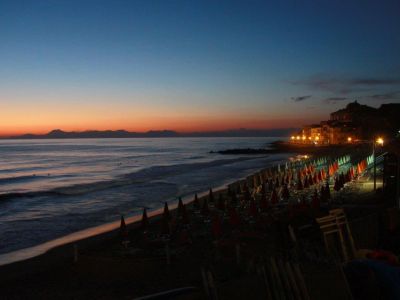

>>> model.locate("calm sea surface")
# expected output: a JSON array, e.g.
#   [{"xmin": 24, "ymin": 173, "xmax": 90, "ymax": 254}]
[{"xmin": 0, "ymin": 137, "xmax": 289, "ymax": 254}]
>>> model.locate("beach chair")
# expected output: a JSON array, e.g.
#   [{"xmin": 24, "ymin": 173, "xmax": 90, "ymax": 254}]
[
  {"xmin": 261, "ymin": 257, "xmax": 310, "ymax": 300},
  {"xmin": 315, "ymin": 209, "xmax": 356, "ymax": 262}
]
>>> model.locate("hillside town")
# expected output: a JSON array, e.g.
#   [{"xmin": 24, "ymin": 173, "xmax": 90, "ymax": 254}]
[{"xmin": 291, "ymin": 101, "xmax": 400, "ymax": 145}]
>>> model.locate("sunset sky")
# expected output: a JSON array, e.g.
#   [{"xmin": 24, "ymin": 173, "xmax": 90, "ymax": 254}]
[{"xmin": 1, "ymin": 0, "xmax": 400, "ymax": 136}]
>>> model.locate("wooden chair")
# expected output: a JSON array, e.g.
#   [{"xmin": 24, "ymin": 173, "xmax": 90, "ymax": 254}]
[{"xmin": 316, "ymin": 208, "xmax": 356, "ymax": 262}]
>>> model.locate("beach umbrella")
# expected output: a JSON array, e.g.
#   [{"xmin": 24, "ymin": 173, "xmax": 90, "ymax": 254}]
[
  {"xmin": 141, "ymin": 208, "xmax": 149, "ymax": 231},
  {"xmin": 201, "ymin": 198, "xmax": 210, "ymax": 216},
  {"xmin": 193, "ymin": 193, "xmax": 200, "ymax": 209},
  {"xmin": 300, "ymin": 195, "xmax": 308, "ymax": 210},
  {"xmin": 243, "ymin": 188, "xmax": 251, "ymax": 202},
  {"xmin": 280, "ymin": 175, "xmax": 285, "ymax": 187},
  {"xmin": 236, "ymin": 184, "xmax": 241, "ymax": 195},
  {"xmin": 282, "ymin": 184, "xmax": 290, "ymax": 200},
  {"xmin": 303, "ymin": 176, "xmax": 310, "ymax": 189},
  {"xmin": 249, "ymin": 198, "xmax": 258, "ymax": 217},
  {"xmin": 163, "ymin": 202, "xmax": 171, "ymax": 221},
  {"xmin": 270, "ymin": 188, "xmax": 278, "ymax": 205},
  {"xmin": 311, "ymin": 189, "xmax": 320, "ymax": 211},
  {"xmin": 231, "ymin": 192, "xmax": 238, "ymax": 207},
  {"xmin": 334, "ymin": 177, "xmax": 340, "ymax": 191},
  {"xmin": 181, "ymin": 204, "xmax": 190, "ymax": 225},
  {"xmin": 228, "ymin": 207, "xmax": 241, "ymax": 228},
  {"xmin": 268, "ymin": 179, "xmax": 274, "ymax": 191},
  {"xmin": 209, "ymin": 188, "xmax": 214, "ymax": 203},
  {"xmin": 260, "ymin": 193, "xmax": 269, "ymax": 212},
  {"xmin": 120, "ymin": 215, "xmax": 129, "ymax": 239},
  {"xmin": 211, "ymin": 214, "xmax": 222, "ymax": 239},
  {"xmin": 275, "ymin": 177, "xmax": 280, "ymax": 188},
  {"xmin": 296, "ymin": 177, "xmax": 303, "ymax": 190},
  {"xmin": 313, "ymin": 172, "xmax": 318, "ymax": 184},
  {"xmin": 160, "ymin": 216, "xmax": 170, "ymax": 235},
  {"xmin": 178, "ymin": 197, "xmax": 184, "ymax": 216},
  {"xmin": 325, "ymin": 181, "xmax": 331, "ymax": 199},
  {"xmin": 253, "ymin": 175, "xmax": 258, "ymax": 189},
  {"xmin": 217, "ymin": 193, "xmax": 225, "ymax": 211},
  {"xmin": 261, "ymin": 182, "xmax": 266, "ymax": 194},
  {"xmin": 320, "ymin": 185, "xmax": 326, "ymax": 202}
]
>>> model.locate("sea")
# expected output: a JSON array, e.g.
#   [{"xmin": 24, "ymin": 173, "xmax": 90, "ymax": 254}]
[{"xmin": 0, "ymin": 137, "xmax": 290, "ymax": 255}]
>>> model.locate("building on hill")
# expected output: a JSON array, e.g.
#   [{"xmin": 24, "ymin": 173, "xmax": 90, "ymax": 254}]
[{"xmin": 291, "ymin": 101, "xmax": 400, "ymax": 145}]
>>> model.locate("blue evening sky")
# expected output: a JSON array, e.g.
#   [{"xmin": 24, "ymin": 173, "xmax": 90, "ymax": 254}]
[{"xmin": 0, "ymin": 0, "xmax": 399, "ymax": 133}]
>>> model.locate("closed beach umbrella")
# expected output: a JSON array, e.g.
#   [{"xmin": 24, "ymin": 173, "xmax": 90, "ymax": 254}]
[
  {"xmin": 270, "ymin": 188, "xmax": 278, "ymax": 205},
  {"xmin": 120, "ymin": 215, "xmax": 129, "ymax": 239},
  {"xmin": 201, "ymin": 198, "xmax": 210, "ymax": 216},
  {"xmin": 297, "ymin": 177, "xmax": 303, "ymax": 190},
  {"xmin": 209, "ymin": 188, "xmax": 214, "ymax": 203},
  {"xmin": 312, "ymin": 189, "xmax": 320, "ymax": 211},
  {"xmin": 229, "ymin": 207, "xmax": 241, "ymax": 227},
  {"xmin": 260, "ymin": 193, "xmax": 269, "ymax": 212},
  {"xmin": 194, "ymin": 193, "xmax": 200, "ymax": 209},
  {"xmin": 249, "ymin": 198, "xmax": 258, "ymax": 217},
  {"xmin": 163, "ymin": 202, "xmax": 171, "ymax": 221},
  {"xmin": 217, "ymin": 194, "xmax": 225, "ymax": 211},
  {"xmin": 211, "ymin": 214, "xmax": 222, "ymax": 239},
  {"xmin": 141, "ymin": 208, "xmax": 149, "ymax": 230},
  {"xmin": 282, "ymin": 184, "xmax": 290, "ymax": 200},
  {"xmin": 178, "ymin": 197, "xmax": 184, "ymax": 216}
]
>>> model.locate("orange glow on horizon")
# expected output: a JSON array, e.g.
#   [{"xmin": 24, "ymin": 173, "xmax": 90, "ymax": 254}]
[
  {"xmin": 0, "ymin": 116, "xmax": 311, "ymax": 137},
  {"xmin": 1, "ymin": 100, "xmax": 321, "ymax": 137}
]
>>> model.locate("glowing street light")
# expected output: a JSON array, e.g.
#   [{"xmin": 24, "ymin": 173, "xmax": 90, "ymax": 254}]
[
  {"xmin": 373, "ymin": 137, "xmax": 384, "ymax": 191},
  {"xmin": 347, "ymin": 137, "xmax": 352, "ymax": 142},
  {"xmin": 296, "ymin": 136, "xmax": 300, "ymax": 140}
]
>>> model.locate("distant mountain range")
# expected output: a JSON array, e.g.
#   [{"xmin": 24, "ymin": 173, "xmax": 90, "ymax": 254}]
[{"xmin": 4, "ymin": 128, "xmax": 297, "ymax": 139}]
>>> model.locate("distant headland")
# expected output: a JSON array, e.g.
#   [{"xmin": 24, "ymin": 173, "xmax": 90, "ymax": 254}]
[{"xmin": 2, "ymin": 128, "xmax": 297, "ymax": 139}]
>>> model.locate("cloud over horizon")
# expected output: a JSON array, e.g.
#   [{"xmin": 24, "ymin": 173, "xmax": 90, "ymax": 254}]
[
  {"xmin": 291, "ymin": 95, "xmax": 312, "ymax": 102},
  {"xmin": 292, "ymin": 75, "xmax": 400, "ymax": 94}
]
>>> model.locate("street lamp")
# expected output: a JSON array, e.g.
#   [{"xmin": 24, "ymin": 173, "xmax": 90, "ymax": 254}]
[{"xmin": 373, "ymin": 137, "xmax": 384, "ymax": 191}]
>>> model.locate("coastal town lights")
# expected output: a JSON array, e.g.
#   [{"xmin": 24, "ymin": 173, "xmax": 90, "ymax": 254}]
[
  {"xmin": 376, "ymin": 137, "xmax": 384, "ymax": 145},
  {"xmin": 347, "ymin": 137, "xmax": 352, "ymax": 142}
]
